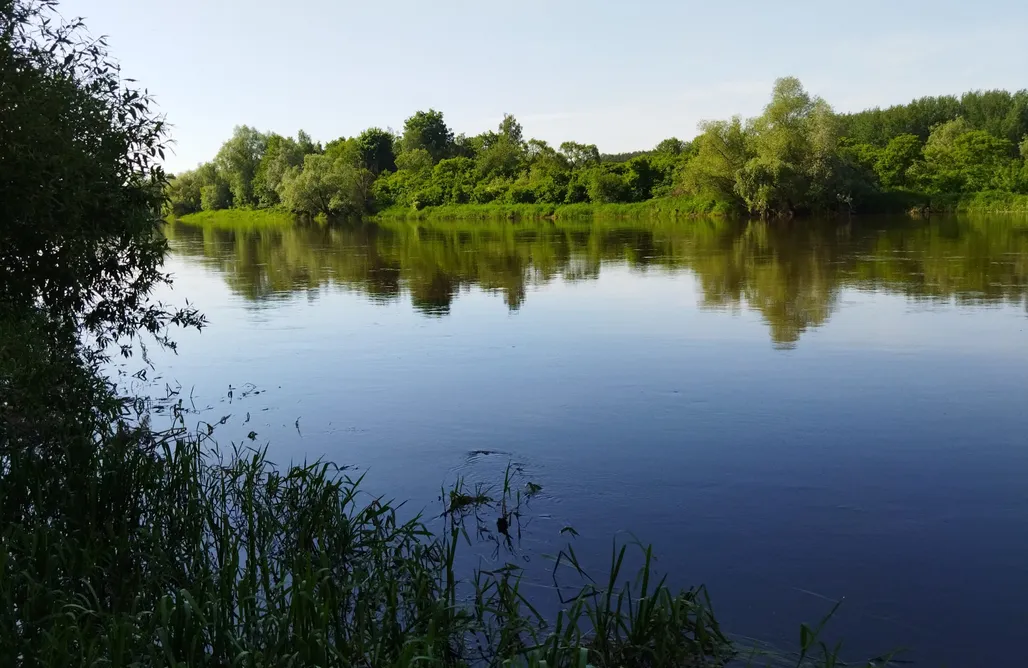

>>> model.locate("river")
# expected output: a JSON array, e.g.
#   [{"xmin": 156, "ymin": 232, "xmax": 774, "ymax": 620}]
[{"xmin": 149, "ymin": 214, "xmax": 1028, "ymax": 667}]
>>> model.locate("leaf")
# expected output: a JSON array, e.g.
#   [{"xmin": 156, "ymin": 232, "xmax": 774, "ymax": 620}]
[{"xmin": 800, "ymin": 622, "xmax": 813, "ymax": 649}]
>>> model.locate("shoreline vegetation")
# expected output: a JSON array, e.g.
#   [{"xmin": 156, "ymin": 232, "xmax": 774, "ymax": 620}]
[
  {"xmin": 166, "ymin": 80, "xmax": 1028, "ymax": 222},
  {"xmin": 174, "ymin": 188, "xmax": 1028, "ymax": 228}
]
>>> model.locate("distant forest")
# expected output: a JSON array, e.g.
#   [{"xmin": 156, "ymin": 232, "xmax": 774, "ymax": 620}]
[{"xmin": 166, "ymin": 78, "xmax": 1028, "ymax": 219}]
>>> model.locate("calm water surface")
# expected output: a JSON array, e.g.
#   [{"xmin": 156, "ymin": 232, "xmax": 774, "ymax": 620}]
[{"xmin": 152, "ymin": 215, "xmax": 1028, "ymax": 667}]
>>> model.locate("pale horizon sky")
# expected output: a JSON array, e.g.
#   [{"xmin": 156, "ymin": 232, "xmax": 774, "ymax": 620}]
[{"xmin": 62, "ymin": 0, "xmax": 1028, "ymax": 173}]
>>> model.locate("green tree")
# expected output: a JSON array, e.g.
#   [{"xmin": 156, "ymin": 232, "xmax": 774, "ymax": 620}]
[
  {"xmin": 654, "ymin": 137, "xmax": 686, "ymax": 155},
  {"xmin": 588, "ymin": 170, "xmax": 630, "ymax": 203},
  {"xmin": 355, "ymin": 127, "xmax": 397, "ymax": 174},
  {"xmin": 279, "ymin": 151, "xmax": 370, "ymax": 216},
  {"xmin": 451, "ymin": 133, "xmax": 480, "ymax": 159},
  {"xmin": 681, "ymin": 116, "xmax": 748, "ymax": 203},
  {"xmin": 559, "ymin": 141, "xmax": 600, "ymax": 169},
  {"xmin": 0, "ymin": 0, "xmax": 201, "ymax": 348},
  {"xmin": 296, "ymin": 129, "xmax": 320, "ymax": 155},
  {"xmin": 215, "ymin": 125, "xmax": 268, "ymax": 207},
  {"xmin": 1020, "ymin": 135, "xmax": 1028, "ymax": 160},
  {"xmin": 165, "ymin": 170, "xmax": 203, "ymax": 215},
  {"xmin": 473, "ymin": 114, "xmax": 525, "ymax": 179},
  {"xmin": 253, "ymin": 133, "xmax": 306, "ymax": 207},
  {"xmin": 748, "ymin": 77, "xmax": 813, "ymax": 162},
  {"xmin": 279, "ymin": 154, "xmax": 343, "ymax": 216},
  {"xmin": 803, "ymin": 98, "xmax": 847, "ymax": 210},
  {"xmin": 916, "ymin": 119, "xmax": 1014, "ymax": 192},
  {"xmin": 201, "ymin": 181, "xmax": 232, "ymax": 211},
  {"xmin": 875, "ymin": 134, "xmax": 922, "ymax": 188},
  {"xmin": 734, "ymin": 78, "xmax": 847, "ymax": 215},
  {"xmin": 324, "ymin": 137, "xmax": 376, "ymax": 210},
  {"xmin": 400, "ymin": 109, "xmax": 453, "ymax": 163},
  {"xmin": 498, "ymin": 113, "xmax": 524, "ymax": 144},
  {"xmin": 625, "ymin": 156, "xmax": 657, "ymax": 201},
  {"xmin": 395, "ymin": 148, "xmax": 433, "ymax": 172}
]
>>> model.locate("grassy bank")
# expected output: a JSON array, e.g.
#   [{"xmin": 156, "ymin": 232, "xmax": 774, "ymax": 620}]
[
  {"xmin": 374, "ymin": 195, "xmax": 734, "ymax": 222},
  {"xmin": 170, "ymin": 192, "xmax": 1028, "ymax": 230},
  {"xmin": 928, "ymin": 191, "xmax": 1028, "ymax": 213},
  {"xmin": 174, "ymin": 208, "xmax": 301, "ymax": 229},
  {"xmin": 378, "ymin": 192, "xmax": 1028, "ymax": 222}
]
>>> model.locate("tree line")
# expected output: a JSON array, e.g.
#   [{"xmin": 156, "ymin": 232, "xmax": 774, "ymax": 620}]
[{"xmin": 166, "ymin": 79, "xmax": 1028, "ymax": 219}]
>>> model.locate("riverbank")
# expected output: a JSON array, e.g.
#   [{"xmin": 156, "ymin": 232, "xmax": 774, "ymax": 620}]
[
  {"xmin": 372, "ymin": 190, "xmax": 1028, "ymax": 221},
  {"xmin": 173, "ymin": 208, "xmax": 299, "ymax": 229},
  {"xmin": 374, "ymin": 195, "xmax": 734, "ymax": 222},
  {"xmin": 929, "ymin": 190, "xmax": 1028, "ymax": 213},
  {"xmin": 174, "ymin": 191, "xmax": 1028, "ymax": 229}
]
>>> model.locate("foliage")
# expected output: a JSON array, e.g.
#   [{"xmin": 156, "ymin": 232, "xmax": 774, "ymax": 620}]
[
  {"xmin": 839, "ymin": 89, "xmax": 1028, "ymax": 146},
  {"xmin": 166, "ymin": 170, "xmax": 203, "ymax": 215},
  {"xmin": 560, "ymin": 141, "xmax": 601, "ymax": 169},
  {"xmin": 201, "ymin": 180, "xmax": 232, "ymax": 211},
  {"xmin": 252, "ymin": 132, "xmax": 309, "ymax": 206},
  {"xmin": 0, "ymin": 0, "xmax": 201, "ymax": 351},
  {"xmin": 278, "ymin": 153, "xmax": 365, "ymax": 216},
  {"xmin": 165, "ymin": 78, "xmax": 1028, "ymax": 220},
  {"xmin": 875, "ymin": 134, "xmax": 922, "ymax": 188},
  {"xmin": 354, "ymin": 127, "xmax": 396, "ymax": 174},
  {"xmin": 682, "ymin": 117, "xmax": 748, "ymax": 206},
  {"xmin": 654, "ymin": 137, "xmax": 687, "ymax": 155},
  {"xmin": 914, "ymin": 120, "xmax": 1015, "ymax": 193},
  {"xmin": 400, "ymin": 108, "xmax": 454, "ymax": 163},
  {"xmin": 215, "ymin": 125, "xmax": 268, "ymax": 207}
]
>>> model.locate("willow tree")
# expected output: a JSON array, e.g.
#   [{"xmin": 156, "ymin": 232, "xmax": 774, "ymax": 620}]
[
  {"xmin": 0, "ymin": 0, "xmax": 201, "ymax": 350},
  {"xmin": 681, "ymin": 116, "xmax": 748, "ymax": 204}
]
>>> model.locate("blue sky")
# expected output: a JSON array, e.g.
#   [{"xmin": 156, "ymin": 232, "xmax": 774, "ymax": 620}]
[{"xmin": 63, "ymin": 0, "xmax": 1028, "ymax": 173}]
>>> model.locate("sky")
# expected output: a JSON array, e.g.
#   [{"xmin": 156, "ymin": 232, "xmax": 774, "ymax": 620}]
[{"xmin": 61, "ymin": 0, "xmax": 1028, "ymax": 174}]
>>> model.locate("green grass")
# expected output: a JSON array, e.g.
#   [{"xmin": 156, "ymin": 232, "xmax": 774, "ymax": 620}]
[
  {"xmin": 173, "ymin": 207, "xmax": 300, "ymax": 229},
  {"xmin": 929, "ymin": 190, "xmax": 1028, "ymax": 213},
  {"xmin": 375, "ymin": 202, "xmax": 558, "ymax": 221},
  {"xmin": 374, "ymin": 196, "xmax": 733, "ymax": 223}
]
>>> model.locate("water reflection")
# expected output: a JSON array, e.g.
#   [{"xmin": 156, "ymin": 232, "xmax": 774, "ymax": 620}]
[{"xmin": 165, "ymin": 216, "xmax": 1028, "ymax": 347}]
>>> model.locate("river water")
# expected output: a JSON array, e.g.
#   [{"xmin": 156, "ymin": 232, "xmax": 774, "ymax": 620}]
[{"xmin": 151, "ymin": 215, "xmax": 1027, "ymax": 666}]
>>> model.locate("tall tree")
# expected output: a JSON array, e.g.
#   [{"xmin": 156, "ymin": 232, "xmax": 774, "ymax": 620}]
[
  {"xmin": 215, "ymin": 125, "xmax": 268, "ymax": 207},
  {"xmin": 400, "ymin": 109, "xmax": 453, "ymax": 163},
  {"xmin": 559, "ymin": 141, "xmax": 600, "ymax": 168},
  {"xmin": 477, "ymin": 114, "xmax": 526, "ymax": 179},
  {"xmin": 0, "ymin": 0, "xmax": 201, "ymax": 349},
  {"xmin": 681, "ymin": 117, "xmax": 748, "ymax": 201},
  {"xmin": 654, "ymin": 137, "xmax": 686, "ymax": 155},
  {"xmin": 355, "ymin": 127, "xmax": 397, "ymax": 174},
  {"xmin": 875, "ymin": 134, "xmax": 922, "ymax": 188},
  {"xmin": 498, "ymin": 113, "xmax": 524, "ymax": 144},
  {"xmin": 253, "ymin": 134, "xmax": 297, "ymax": 206}
]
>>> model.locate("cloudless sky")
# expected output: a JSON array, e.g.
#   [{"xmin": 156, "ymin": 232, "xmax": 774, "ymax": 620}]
[{"xmin": 62, "ymin": 0, "xmax": 1028, "ymax": 173}]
